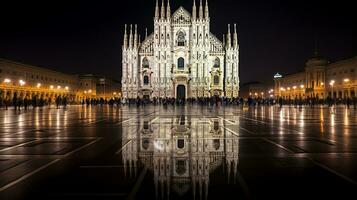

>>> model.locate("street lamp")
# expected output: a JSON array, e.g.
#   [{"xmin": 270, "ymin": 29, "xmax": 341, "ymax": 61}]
[
  {"xmin": 19, "ymin": 80, "xmax": 26, "ymax": 86},
  {"xmin": 330, "ymin": 80, "xmax": 335, "ymax": 99}
]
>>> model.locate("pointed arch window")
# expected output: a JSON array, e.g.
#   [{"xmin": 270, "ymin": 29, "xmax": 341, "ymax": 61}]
[
  {"xmin": 178, "ymin": 57, "xmax": 185, "ymax": 70},
  {"xmin": 177, "ymin": 31, "xmax": 186, "ymax": 46},
  {"xmin": 144, "ymin": 76, "xmax": 149, "ymax": 85},
  {"xmin": 214, "ymin": 58, "xmax": 220, "ymax": 68},
  {"xmin": 142, "ymin": 57, "xmax": 149, "ymax": 68},
  {"xmin": 214, "ymin": 75, "xmax": 220, "ymax": 85}
]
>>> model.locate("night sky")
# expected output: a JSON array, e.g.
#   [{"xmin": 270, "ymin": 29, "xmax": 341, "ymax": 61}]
[{"xmin": 0, "ymin": 0, "xmax": 356, "ymax": 84}]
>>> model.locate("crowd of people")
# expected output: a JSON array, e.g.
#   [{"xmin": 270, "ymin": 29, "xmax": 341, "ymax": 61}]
[
  {"xmin": 0, "ymin": 94, "xmax": 69, "ymax": 110},
  {"xmin": 1, "ymin": 94, "xmax": 357, "ymax": 110}
]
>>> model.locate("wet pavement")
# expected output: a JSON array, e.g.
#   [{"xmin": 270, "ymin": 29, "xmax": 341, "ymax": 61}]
[{"xmin": 0, "ymin": 105, "xmax": 357, "ymax": 199}]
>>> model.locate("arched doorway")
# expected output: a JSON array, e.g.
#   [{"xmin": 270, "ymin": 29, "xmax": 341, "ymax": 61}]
[{"xmin": 176, "ymin": 85, "xmax": 186, "ymax": 101}]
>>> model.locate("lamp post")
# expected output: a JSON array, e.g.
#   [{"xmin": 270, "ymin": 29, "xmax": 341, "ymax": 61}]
[
  {"xmin": 344, "ymin": 78, "xmax": 350, "ymax": 99},
  {"xmin": 330, "ymin": 80, "xmax": 335, "ymax": 102}
]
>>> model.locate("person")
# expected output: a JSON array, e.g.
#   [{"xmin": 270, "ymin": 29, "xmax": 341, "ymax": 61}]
[
  {"xmin": 24, "ymin": 96, "xmax": 28, "ymax": 110},
  {"xmin": 56, "ymin": 96, "xmax": 62, "ymax": 109},
  {"xmin": 346, "ymin": 97, "xmax": 351, "ymax": 109},
  {"xmin": 278, "ymin": 97, "xmax": 283, "ymax": 108},
  {"xmin": 5, "ymin": 96, "xmax": 9, "ymax": 110},
  {"xmin": 12, "ymin": 93, "xmax": 18, "ymax": 110},
  {"xmin": 63, "ymin": 96, "xmax": 67, "ymax": 109}
]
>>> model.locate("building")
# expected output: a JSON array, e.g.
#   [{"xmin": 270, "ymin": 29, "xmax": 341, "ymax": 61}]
[
  {"xmin": 274, "ymin": 55, "xmax": 357, "ymax": 99},
  {"xmin": 240, "ymin": 81, "xmax": 274, "ymax": 99},
  {"xmin": 121, "ymin": 0, "xmax": 240, "ymax": 100},
  {"xmin": 0, "ymin": 58, "xmax": 121, "ymax": 103},
  {"xmin": 121, "ymin": 114, "xmax": 239, "ymax": 199},
  {"xmin": 79, "ymin": 74, "xmax": 121, "ymax": 100}
]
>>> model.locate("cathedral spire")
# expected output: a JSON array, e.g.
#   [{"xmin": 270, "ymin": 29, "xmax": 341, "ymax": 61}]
[
  {"xmin": 166, "ymin": 0, "xmax": 171, "ymax": 21},
  {"xmin": 227, "ymin": 24, "xmax": 231, "ymax": 49},
  {"xmin": 123, "ymin": 24, "xmax": 128, "ymax": 49},
  {"xmin": 233, "ymin": 24, "xmax": 238, "ymax": 48},
  {"xmin": 192, "ymin": 0, "xmax": 197, "ymax": 21},
  {"xmin": 155, "ymin": 0, "xmax": 159, "ymax": 20},
  {"xmin": 134, "ymin": 24, "xmax": 138, "ymax": 49},
  {"xmin": 199, "ymin": 0, "xmax": 203, "ymax": 20},
  {"xmin": 205, "ymin": 0, "xmax": 209, "ymax": 20},
  {"xmin": 223, "ymin": 34, "xmax": 225, "ymax": 48},
  {"xmin": 129, "ymin": 24, "xmax": 133, "ymax": 49},
  {"xmin": 161, "ymin": 0, "xmax": 165, "ymax": 20},
  {"xmin": 145, "ymin": 28, "xmax": 148, "ymax": 39}
]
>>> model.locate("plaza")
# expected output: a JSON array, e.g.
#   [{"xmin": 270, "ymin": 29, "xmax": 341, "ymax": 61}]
[{"xmin": 0, "ymin": 104, "xmax": 356, "ymax": 199}]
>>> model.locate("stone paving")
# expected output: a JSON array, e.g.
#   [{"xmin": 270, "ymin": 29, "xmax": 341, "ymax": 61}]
[{"xmin": 0, "ymin": 105, "xmax": 357, "ymax": 199}]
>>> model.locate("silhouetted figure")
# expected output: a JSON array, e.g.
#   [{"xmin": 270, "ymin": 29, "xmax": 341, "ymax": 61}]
[
  {"xmin": 278, "ymin": 97, "xmax": 283, "ymax": 108},
  {"xmin": 13, "ymin": 93, "xmax": 18, "ymax": 111},
  {"xmin": 24, "ymin": 97, "xmax": 28, "ymax": 110},
  {"xmin": 63, "ymin": 96, "xmax": 68, "ymax": 109},
  {"xmin": 346, "ymin": 97, "xmax": 351, "ymax": 109},
  {"xmin": 56, "ymin": 96, "xmax": 62, "ymax": 109}
]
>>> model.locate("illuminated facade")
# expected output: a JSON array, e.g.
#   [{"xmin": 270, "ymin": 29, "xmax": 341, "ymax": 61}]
[
  {"xmin": 0, "ymin": 59, "xmax": 121, "ymax": 102},
  {"xmin": 121, "ymin": 114, "xmax": 239, "ymax": 199},
  {"xmin": 274, "ymin": 56, "xmax": 357, "ymax": 99},
  {"xmin": 121, "ymin": 0, "xmax": 240, "ymax": 100}
]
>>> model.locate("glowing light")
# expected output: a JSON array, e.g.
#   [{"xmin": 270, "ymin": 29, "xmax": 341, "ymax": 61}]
[
  {"xmin": 287, "ymin": 87, "xmax": 291, "ymax": 90},
  {"xmin": 65, "ymin": 86, "xmax": 69, "ymax": 90},
  {"xmin": 330, "ymin": 80, "xmax": 335, "ymax": 86},
  {"xmin": 88, "ymin": 90, "xmax": 92, "ymax": 93},
  {"xmin": 3, "ymin": 79, "xmax": 11, "ymax": 83},
  {"xmin": 57, "ymin": 86, "xmax": 61, "ymax": 89},
  {"xmin": 261, "ymin": 92, "xmax": 264, "ymax": 95},
  {"xmin": 300, "ymin": 85, "xmax": 304, "ymax": 89},
  {"xmin": 50, "ymin": 85, "xmax": 54, "ymax": 89},
  {"xmin": 293, "ymin": 86, "xmax": 297, "ymax": 90},
  {"xmin": 36, "ymin": 83, "xmax": 41, "ymax": 88},
  {"xmin": 344, "ymin": 78, "xmax": 350, "ymax": 83},
  {"xmin": 19, "ymin": 80, "xmax": 26, "ymax": 86},
  {"xmin": 321, "ymin": 82, "xmax": 324, "ymax": 86}
]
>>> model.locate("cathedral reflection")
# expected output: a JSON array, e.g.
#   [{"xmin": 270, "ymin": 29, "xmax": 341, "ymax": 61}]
[{"xmin": 122, "ymin": 113, "xmax": 239, "ymax": 199}]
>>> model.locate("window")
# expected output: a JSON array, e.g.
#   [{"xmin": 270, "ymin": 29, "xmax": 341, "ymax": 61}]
[
  {"xmin": 176, "ymin": 160, "xmax": 186, "ymax": 175},
  {"xmin": 142, "ymin": 58, "xmax": 149, "ymax": 68},
  {"xmin": 144, "ymin": 121, "xmax": 149, "ymax": 129},
  {"xmin": 214, "ymin": 58, "xmax": 220, "ymax": 68},
  {"xmin": 177, "ymin": 31, "xmax": 185, "ymax": 46},
  {"xmin": 214, "ymin": 75, "xmax": 219, "ymax": 85},
  {"xmin": 144, "ymin": 76, "xmax": 149, "ymax": 85},
  {"xmin": 213, "ymin": 139, "xmax": 220, "ymax": 150},
  {"xmin": 178, "ymin": 57, "xmax": 184, "ymax": 70},
  {"xmin": 0, "ymin": 68, "xmax": 2, "ymax": 73},
  {"xmin": 178, "ymin": 139, "xmax": 184, "ymax": 149},
  {"xmin": 214, "ymin": 121, "xmax": 219, "ymax": 131},
  {"xmin": 142, "ymin": 139, "xmax": 149, "ymax": 150}
]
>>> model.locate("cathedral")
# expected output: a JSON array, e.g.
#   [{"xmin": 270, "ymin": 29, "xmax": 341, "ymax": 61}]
[{"xmin": 121, "ymin": 0, "xmax": 240, "ymax": 100}]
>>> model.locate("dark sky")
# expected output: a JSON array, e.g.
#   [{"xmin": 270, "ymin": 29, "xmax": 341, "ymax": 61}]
[{"xmin": 0, "ymin": 0, "xmax": 356, "ymax": 84}]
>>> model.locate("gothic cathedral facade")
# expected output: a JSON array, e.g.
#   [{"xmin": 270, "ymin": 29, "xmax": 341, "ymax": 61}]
[{"xmin": 121, "ymin": 0, "xmax": 239, "ymax": 100}]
